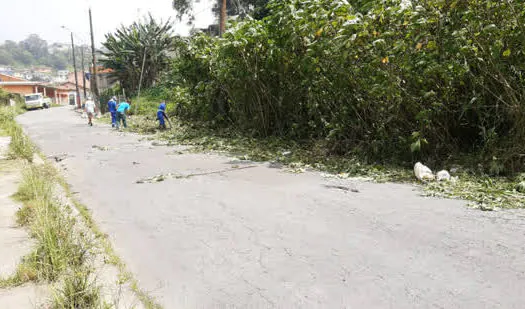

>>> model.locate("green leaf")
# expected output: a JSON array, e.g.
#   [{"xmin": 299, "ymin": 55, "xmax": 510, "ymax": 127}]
[
  {"xmin": 426, "ymin": 41, "xmax": 437, "ymax": 50},
  {"xmin": 410, "ymin": 139, "xmax": 421, "ymax": 153},
  {"xmin": 483, "ymin": 24, "xmax": 497, "ymax": 32}
]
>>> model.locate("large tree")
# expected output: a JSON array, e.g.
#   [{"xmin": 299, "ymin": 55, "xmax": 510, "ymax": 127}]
[
  {"xmin": 0, "ymin": 49, "xmax": 15, "ymax": 65},
  {"xmin": 46, "ymin": 54, "xmax": 68, "ymax": 70},
  {"xmin": 0, "ymin": 36, "xmax": 72, "ymax": 69},
  {"xmin": 0, "ymin": 40, "xmax": 33, "ymax": 65},
  {"xmin": 100, "ymin": 15, "xmax": 175, "ymax": 93},
  {"xmin": 19, "ymin": 34, "xmax": 49, "ymax": 60}
]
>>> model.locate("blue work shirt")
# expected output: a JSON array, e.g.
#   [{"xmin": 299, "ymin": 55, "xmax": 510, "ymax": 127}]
[
  {"xmin": 157, "ymin": 103, "xmax": 166, "ymax": 121},
  {"xmin": 117, "ymin": 102, "xmax": 130, "ymax": 113},
  {"xmin": 108, "ymin": 100, "xmax": 117, "ymax": 112}
]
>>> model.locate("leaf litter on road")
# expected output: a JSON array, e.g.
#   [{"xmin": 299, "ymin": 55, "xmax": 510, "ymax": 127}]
[
  {"xmin": 91, "ymin": 145, "xmax": 111, "ymax": 151},
  {"xmin": 126, "ymin": 116, "xmax": 525, "ymax": 209}
]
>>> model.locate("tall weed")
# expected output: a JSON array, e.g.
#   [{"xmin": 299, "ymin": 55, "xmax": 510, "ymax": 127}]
[
  {"xmin": 0, "ymin": 106, "xmax": 34, "ymax": 161},
  {"xmin": 11, "ymin": 165, "xmax": 101, "ymax": 307}
]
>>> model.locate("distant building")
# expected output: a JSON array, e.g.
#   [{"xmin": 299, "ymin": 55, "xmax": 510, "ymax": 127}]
[
  {"xmin": 66, "ymin": 71, "xmax": 91, "ymax": 100},
  {"xmin": 13, "ymin": 72, "xmax": 25, "ymax": 79},
  {"xmin": 0, "ymin": 73, "xmax": 81, "ymax": 106},
  {"xmin": 0, "ymin": 72, "xmax": 46, "ymax": 97},
  {"xmin": 33, "ymin": 67, "xmax": 52, "ymax": 74},
  {"xmin": 89, "ymin": 66, "xmax": 117, "ymax": 93},
  {"xmin": 57, "ymin": 70, "xmax": 69, "ymax": 81},
  {"xmin": 0, "ymin": 73, "xmax": 25, "ymax": 83},
  {"xmin": 0, "ymin": 66, "xmax": 13, "ymax": 75}
]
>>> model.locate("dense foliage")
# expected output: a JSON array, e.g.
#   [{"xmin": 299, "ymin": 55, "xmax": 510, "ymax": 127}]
[
  {"xmin": 158, "ymin": 0, "xmax": 525, "ymax": 174},
  {"xmin": 0, "ymin": 88, "xmax": 22, "ymax": 107},
  {"xmin": 100, "ymin": 15, "xmax": 175, "ymax": 94},
  {"xmin": 0, "ymin": 88, "xmax": 9, "ymax": 105}
]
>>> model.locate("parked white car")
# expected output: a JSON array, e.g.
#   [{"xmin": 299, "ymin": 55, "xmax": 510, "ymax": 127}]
[{"xmin": 24, "ymin": 93, "xmax": 50, "ymax": 109}]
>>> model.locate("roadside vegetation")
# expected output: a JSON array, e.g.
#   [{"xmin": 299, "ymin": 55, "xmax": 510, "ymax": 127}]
[
  {"xmin": 118, "ymin": 0, "xmax": 525, "ymax": 173},
  {"xmin": 0, "ymin": 106, "xmax": 109, "ymax": 308},
  {"xmin": 120, "ymin": 113, "xmax": 522, "ymax": 210},
  {"xmin": 99, "ymin": 0, "xmax": 524, "ymax": 209},
  {"xmin": 0, "ymin": 97, "xmax": 34, "ymax": 161},
  {"xmin": 11, "ymin": 164, "xmax": 104, "ymax": 308}
]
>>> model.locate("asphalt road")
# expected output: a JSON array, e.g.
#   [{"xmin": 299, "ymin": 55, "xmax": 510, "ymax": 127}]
[{"xmin": 17, "ymin": 107, "xmax": 525, "ymax": 308}]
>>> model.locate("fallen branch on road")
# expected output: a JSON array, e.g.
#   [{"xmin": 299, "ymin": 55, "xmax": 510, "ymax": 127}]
[{"xmin": 136, "ymin": 165, "xmax": 257, "ymax": 184}]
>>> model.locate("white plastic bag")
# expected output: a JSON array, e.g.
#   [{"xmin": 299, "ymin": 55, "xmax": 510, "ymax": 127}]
[
  {"xmin": 414, "ymin": 162, "xmax": 434, "ymax": 181},
  {"xmin": 436, "ymin": 170, "xmax": 451, "ymax": 182}
]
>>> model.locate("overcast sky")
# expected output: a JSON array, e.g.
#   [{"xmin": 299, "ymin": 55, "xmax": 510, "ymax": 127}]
[{"xmin": 0, "ymin": 0, "xmax": 216, "ymax": 46}]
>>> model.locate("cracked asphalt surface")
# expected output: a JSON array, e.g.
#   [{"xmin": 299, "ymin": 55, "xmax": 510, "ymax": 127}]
[{"xmin": 17, "ymin": 107, "xmax": 525, "ymax": 308}]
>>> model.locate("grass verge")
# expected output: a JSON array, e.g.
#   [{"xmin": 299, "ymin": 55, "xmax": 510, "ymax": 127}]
[
  {"xmin": 0, "ymin": 106, "xmax": 34, "ymax": 161},
  {"xmin": 59, "ymin": 178, "xmax": 162, "ymax": 309},
  {"xmin": 0, "ymin": 106, "xmax": 108, "ymax": 308},
  {"xmin": 1, "ymin": 106, "xmax": 160, "ymax": 308},
  {"xmin": 8, "ymin": 163, "xmax": 103, "ymax": 308}
]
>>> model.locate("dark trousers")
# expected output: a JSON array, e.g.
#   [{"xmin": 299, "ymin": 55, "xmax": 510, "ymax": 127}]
[
  {"xmin": 116, "ymin": 112, "xmax": 126, "ymax": 129},
  {"xmin": 110, "ymin": 111, "xmax": 117, "ymax": 127}
]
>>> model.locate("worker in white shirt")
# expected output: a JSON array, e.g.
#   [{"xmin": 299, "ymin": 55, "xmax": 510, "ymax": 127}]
[{"xmin": 85, "ymin": 96, "xmax": 96, "ymax": 126}]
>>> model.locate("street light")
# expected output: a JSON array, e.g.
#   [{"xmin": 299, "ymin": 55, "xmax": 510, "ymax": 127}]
[
  {"xmin": 72, "ymin": 32, "xmax": 90, "ymax": 103},
  {"xmin": 61, "ymin": 26, "xmax": 90, "ymax": 44},
  {"xmin": 61, "ymin": 26, "xmax": 81, "ymax": 108}
]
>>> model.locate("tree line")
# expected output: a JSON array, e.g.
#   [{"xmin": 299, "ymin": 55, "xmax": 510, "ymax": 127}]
[
  {"xmin": 0, "ymin": 34, "xmax": 87, "ymax": 71},
  {"xmin": 99, "ymin": 0, "xmax": 271, "ymax": 93}
]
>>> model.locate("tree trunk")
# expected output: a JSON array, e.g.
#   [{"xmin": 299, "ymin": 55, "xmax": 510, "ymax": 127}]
[{"xmin": 219, "ymin": 0, "xmax": 227, "ymax": 36}]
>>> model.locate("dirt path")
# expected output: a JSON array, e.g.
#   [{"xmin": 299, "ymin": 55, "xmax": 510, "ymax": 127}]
[{"xmin": 16, "ymin": 107, "xmax": 525, "ymax": 308}]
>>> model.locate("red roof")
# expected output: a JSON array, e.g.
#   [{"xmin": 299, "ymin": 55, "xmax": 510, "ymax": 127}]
[
  {"xmin": 98, "ymin": 68, "xmax": 114, "ymax": 73},
  {"xmin": 56, "ymin": 82, "xmax": 79, "ymax": 91},
  {"xmin": 90, "ymin": 66, "xmax": 114, "ymax": 74},
  {"xmin": 0, "ymin": 73, "xmax": 27, "ymax": 82}
]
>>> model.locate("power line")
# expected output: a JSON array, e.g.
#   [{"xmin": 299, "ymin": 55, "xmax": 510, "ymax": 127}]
[{"xmin": 192, "ymin": 3, "xmax": 216, "ymax": 17}]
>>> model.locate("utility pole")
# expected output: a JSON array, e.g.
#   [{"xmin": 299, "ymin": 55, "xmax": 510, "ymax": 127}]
[
  {"xmin": 81, "ymin": 47, "xmax": 87, "ymax": 100},
  {"xmin": 89, "ymin": 8, "xmax": 99, "ymax": 108},
  {"xmin": 70, "ymin": 32, "xmax": 81, "ymax": 109},
  {"xmin": 219, "ymin": 0, "xmax": 227, "ymax": 36},
  {"xmin": 136, "ymin": 47, "xmax": 147, "ymax": 113}
]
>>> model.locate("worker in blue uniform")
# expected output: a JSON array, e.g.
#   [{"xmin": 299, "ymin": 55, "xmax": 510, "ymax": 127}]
[
  {"xmin": 107, "ymin": 96, "xmax": 117, "ymax": 127},
  {"xmin": 116, "ymin": 99, "xmax": 131, "ymax": 130},
  {"xmin": 157, "ymin": 101, "xmax": 168, "ymax": 130}
]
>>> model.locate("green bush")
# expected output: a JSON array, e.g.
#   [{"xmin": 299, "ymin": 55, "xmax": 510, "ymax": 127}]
[
  {"xmin": 150, "ymin": 0, "xmax": 525, "ymax": 174},
  {"xmin": 7, "ymin": 125, "xmax": 34, "ymax": 162},
  {"xmin": 0, "ymin": 106, "xmax": 33, "ymax": 160},
  {"xmin": 14, "ymin": 165, "xmax": 86, "ymax": 282},
  {"xmin": 0, "ymin": 88, "xmax": 24, "ymax": 108},
  {"xmin": 0, "ymin": 88, "xmax": 9, "ymax": 106}
]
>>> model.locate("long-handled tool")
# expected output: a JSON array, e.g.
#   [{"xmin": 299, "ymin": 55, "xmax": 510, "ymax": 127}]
[{"xmin": 162, "ymin": 111, "xmax": 173, "ymax": 129}]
